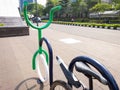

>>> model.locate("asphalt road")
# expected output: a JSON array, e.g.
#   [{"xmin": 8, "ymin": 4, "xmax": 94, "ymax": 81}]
[
  {"xmin": 45, "ymin": 23, "xmax": 120, "ymax": 89},
  {"xmin": 0, "ymin": 23, "xmax": 120, "ymax": 90},
  {"xmin": 49, "ymin": 23, "xmax": 120, "ymax": 45}
]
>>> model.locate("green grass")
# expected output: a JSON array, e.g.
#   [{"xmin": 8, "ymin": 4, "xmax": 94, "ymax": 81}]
[{"xmin": 0, "ymin": 23, "xmax": 4, "ymax": 26}]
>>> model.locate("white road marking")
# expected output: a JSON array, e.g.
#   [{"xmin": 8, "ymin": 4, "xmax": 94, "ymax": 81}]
[{"xmin": 60, "ymin": 38, "xmax": 81, "ymax": 44}]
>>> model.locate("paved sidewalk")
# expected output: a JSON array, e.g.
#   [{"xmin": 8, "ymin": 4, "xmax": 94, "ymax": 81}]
[
  {"xmin": 0, "ymin": 29, "xmax": 44, "ymax": 90},
  {"xmin": 0, "ymin": 26, "xmax": 120, "ymax": 90}
]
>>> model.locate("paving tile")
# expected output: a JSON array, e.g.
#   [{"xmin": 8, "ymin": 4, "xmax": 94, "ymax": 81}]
[{"xmin": 0, "ymin": 25, "xmax": 120, "ymax": 90}]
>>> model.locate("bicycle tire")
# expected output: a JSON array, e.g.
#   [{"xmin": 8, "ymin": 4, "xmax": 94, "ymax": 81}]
[{"xmin": 50, "ymin": 80, "xmax": 72, "ymax": 90}]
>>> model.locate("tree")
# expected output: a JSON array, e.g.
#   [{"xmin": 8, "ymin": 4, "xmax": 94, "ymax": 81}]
[
  {"xmin": 112, "ymin": 0, "xmax": 120, "ymax": 4},
  {"xmin": 51, "ymin": 0, "xmax": 60, "ymax": 6},
  {"xmin": 89, "ymin": 3, "xmax": 112, "ymax": 12},
  {"xmin": 43, "ymin": 0, "xmax": 53, "ymax": 15},
  {"xmin": 111, "ymin": 0, "xmax": 120, "ymax": 10},
  {"xmin": 59, "ymin": 0, "xmax": 70, "ymax": 7},
  {"xmin": 115, "ymin": 3, "xmax": 120, "ymax": 10},
  {"xmin": 43, "ymin": 0, "xmax": 59, "ymax": 15},
  {"xmin": 86, "ymin": 0, "xmax": 100, "ymax": 9},
  {"xmin": 59, "ymin": 0, "xmax": 71, "ymax": 18},
  {"xmin": 43, "ymin": 0, "xmax": 64, "ymax": 19},
  {"xmin": 27, "ymin": 3, "xmax": 44, "ymax": 17},
  {"xmin": 70, "ymin": 0, "xmax": 88, "ymax": 18},
  {"xmin": 79, "ymin": 0, "xmax": 88, "ymax": 18}
]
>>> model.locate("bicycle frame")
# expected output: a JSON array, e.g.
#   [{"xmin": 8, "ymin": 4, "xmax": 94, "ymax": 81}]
[{"xmin": 68, "ymin": 56, "xmax": 119, "ymax": 90}]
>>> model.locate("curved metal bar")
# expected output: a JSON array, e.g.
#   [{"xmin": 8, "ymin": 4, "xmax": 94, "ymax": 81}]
[
  {"xmin": 32, "ymin": 48, "xmax": 49, "ymax": 70},
  {"xmin": 68, "ymin": 56, "xmax": 119, "ymax": 90},
  {"xmin": 24, "ymin": 1, "xmax": 61, "ymax": 73},
  {"xmin": 32, "ymin": 49, "xmax": 39, "ymax": 70},
  {"xmin": 42, "ymin": 49, "xmax": 49, "ymax": 64},
  {"xmin": 36, "ymin": 54, "xmax": 49, "ymax": 82},
  {"xmin": 23, "ymin": 1, "xmax": 62, "ymax": 30},
  {"xmin": 23, "ymin": 1, "xmax": 38, "ymax": 29},
  {"xmin": 39, "ymin": 37, "xmax": 53, "ymax": 86}
]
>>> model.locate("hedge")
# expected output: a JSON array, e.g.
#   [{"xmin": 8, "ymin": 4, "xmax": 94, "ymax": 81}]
[
  {"xmin": 0, "ymin": 23, "xmax": 4, "ymax": 26},
  {"xmin": 51, "ymin": 21, "xmax": 120, "ymax": 30}
]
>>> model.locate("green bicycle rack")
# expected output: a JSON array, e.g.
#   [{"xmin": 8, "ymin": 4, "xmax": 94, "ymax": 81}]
[{"xmin": 23, "ymin": 1, "xmax": 61, "ymax": 83}]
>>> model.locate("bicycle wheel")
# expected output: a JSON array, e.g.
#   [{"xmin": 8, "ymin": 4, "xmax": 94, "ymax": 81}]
[{"xmin": 50, "ymin": 80, "xmax": 72, "ymax": 90}]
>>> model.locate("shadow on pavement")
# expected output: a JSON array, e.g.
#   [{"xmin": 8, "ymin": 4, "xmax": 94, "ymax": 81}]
[{"xmin": 15, "ymin": 77, "xmax": 44, "ymax": 90}]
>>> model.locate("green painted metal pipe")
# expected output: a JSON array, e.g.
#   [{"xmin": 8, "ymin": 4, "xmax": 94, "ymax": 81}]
[
  {"xmin": 23, "ymin": 1, "xmax": 62, "ymax": 69},
  {"xmin": 23, "ymin": 1, "xmax": 62, "ymax": 30}
]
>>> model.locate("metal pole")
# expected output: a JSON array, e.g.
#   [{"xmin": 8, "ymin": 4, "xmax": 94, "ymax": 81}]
[{"xmin": 35, "ymin": 0, "xmax": 38, "ymax": 26}]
